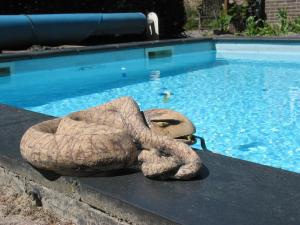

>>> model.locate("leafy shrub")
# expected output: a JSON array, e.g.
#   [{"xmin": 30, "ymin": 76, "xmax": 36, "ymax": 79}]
[
  {"xmin": 277, "ymin": 8, "xmax": 289, "ymax": 34},
  {"xmin": 244, "ymin": 16, "xmax": 260, "ymax": 36},
  {"xmin": 211, "ymin": 0, "xmax": 248, "ymax": 33},
  {"xmin": 184, "ymin": 9, "xmax": 199, "ymax": 30},
  {"xmin": 243, "ymin": 8, "xmax": 300, "ymax": 36},
  {"xmin": 228, "ymin": 0, "xmax": 249, "ymax": 32},
  {"xmin": 258, "ymin": 22, "xmax": 280, "ymax": 36},
  {"xmin": 290, "ymin": 16, "xmax": 300, "ymax": 33},
  {"xmin": 211, "ymin": 11, "xmax": 232, "ymax": 32}
]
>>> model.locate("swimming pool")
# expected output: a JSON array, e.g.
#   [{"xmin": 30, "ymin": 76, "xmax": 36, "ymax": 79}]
[{"xmin": 0, "ymin": 40, "xmax": 299, "ymax": 173}]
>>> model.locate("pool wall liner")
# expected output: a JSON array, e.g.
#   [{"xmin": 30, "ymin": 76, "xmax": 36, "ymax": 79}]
[{"xmin": 0, "ymin": 13, "xmax": 147, "ymax": 49}]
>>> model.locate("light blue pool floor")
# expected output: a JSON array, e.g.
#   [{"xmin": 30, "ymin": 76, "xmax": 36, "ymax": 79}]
[{"xmin": 23, "ymin": 55, "xmax": 299, "ymax": 173}]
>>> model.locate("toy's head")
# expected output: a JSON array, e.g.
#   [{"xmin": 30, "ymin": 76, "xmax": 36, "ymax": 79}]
[{"xmin": 144, "ymin": 109, "xmax": 196, "ymax": 145}]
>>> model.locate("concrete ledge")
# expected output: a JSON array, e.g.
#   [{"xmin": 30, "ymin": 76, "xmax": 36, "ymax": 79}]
[
  {"xmin": 1, "ymin": 37, "xmax": 300, "ymax": 63},
  {"xmin": 0, "ymin": 104, "xmax": 299, "ymax": 225},
  {"xmin": 214, "ymin": 36, "xmax": 300, "ymax": 42},
  {"xmin": 0, "ymin": 38, "xmax": 211, "ymax": 63}
]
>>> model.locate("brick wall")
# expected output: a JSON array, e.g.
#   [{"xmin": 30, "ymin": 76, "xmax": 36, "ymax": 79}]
[{"xmin": 265, "ymin": 0, "xmax": 300, "ymax": 23}]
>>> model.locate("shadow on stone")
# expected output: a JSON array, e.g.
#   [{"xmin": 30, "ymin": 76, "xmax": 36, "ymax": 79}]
[
  {"xmin": 197, "ymin": 164, "xmax": 209, "ymax": 180},
  {"xmin": 185, "ymin": 164, "xmax": 209, "ymax": 181},
  {"xmin": 34, "ymin": 163, "xmax": 208, "ymax": 181},
  {"xmin": 35, "ymin": 167, "xmax": 62, "ymax": 181},
  {"xmin": 35, "ymin": 165, "xmax": 140, "ymax": 181},
  {"xmin": 88, "ymin": 168, "xmax": 140, "ymax": 177}
]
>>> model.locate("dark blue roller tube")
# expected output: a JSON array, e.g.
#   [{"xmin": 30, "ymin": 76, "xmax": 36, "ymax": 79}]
[
  {"xmin": 0, "ymin": 13, "xmax": 147, "ymax": 49},
  {"xmin": 29, "ymin": 14, "xmax": 102, "ymax": 45},
  {"xmin": 97, "ymin": 13, "xmax": 147, "ymax": 35},
  {"xmin": 0, "ymin": 15, "xmax": 35, "ymax": 49}
]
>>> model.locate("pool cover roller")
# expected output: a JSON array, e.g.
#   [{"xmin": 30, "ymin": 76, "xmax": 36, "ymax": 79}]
[{"xmin": 0, "ymin": 13, "xmax": 147, "ymax": 49}]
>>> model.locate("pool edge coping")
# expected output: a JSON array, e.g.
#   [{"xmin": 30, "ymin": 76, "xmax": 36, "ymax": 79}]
[
  {"xmin": 1, "ymin": 36, "xmax": 300, "ymax": 62},
  {"xmin": 0, "ymin": 38, "xmax": 212, "ymax": 62}
]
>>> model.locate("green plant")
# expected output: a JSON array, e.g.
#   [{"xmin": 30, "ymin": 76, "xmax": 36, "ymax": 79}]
[
  {"xmin": 228, "ymin": 1, "xmax": 249, "ymax": 19},
  {"xmin": 211, "ymin": 11, "xmax": 232, "ymax": 32},
  {"xmin": 184, "ymin": 9, "xmax": 199, "ymax": 30},
  {"xmin": 243, "ymin": 8, "xmax": 300, "ymax": 36},
  {"xmin": 244, "ymin": 16, "xmax": 277, "ymax": 36},
  {"xmin": 277, "ymin": 8, "xmax": 289, "ymax": 34},
  {"xmin": 228, "ymin": 0, "xmax": 249, "ymax": 31},
  {"xmin": 258, "ymin": 22, "xmax": 279, "ymax": 36},
  {"xmin": 290, "ymin": 16, "xmax": 300, "ymax": 33},
  {"xmin": 244, "ymin": 16, "xmax": 259, "ymax": 36}
]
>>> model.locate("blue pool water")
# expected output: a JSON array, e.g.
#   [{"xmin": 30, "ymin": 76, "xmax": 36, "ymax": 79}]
[{"xmin": 0, "ymin": 42, "xmax": 300, "ymax": 173}]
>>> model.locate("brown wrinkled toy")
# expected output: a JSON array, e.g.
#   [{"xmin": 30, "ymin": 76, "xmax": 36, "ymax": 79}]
[{"xmin": 20, "ymin": 97, "xmax": 202, "ymax": 180}]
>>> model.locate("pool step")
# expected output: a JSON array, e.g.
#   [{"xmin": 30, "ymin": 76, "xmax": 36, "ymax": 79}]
[
  {"xmin": 0, "ymin": 64, "xmax": 11, "ymax": 77},
  {"xmin": 145, "ymin": 46, "xmax": 173, "ymax": 59}
]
